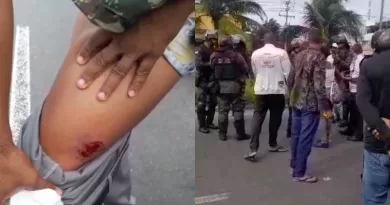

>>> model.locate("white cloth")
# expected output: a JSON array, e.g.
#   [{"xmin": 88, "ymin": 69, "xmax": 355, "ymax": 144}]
[
  {"xmin": 349, "ymin": 54, "xmax": 364, "ymax": 93},
  {"xmin": 325, "ymin": 61, "xmax": 335, "ymax": 89},
  {"xmin": 9, "ymin": 189, "xmax": 63, "ymax": 205},
  {"xmin": 251, "ymin": 44, "xmax": 291, "ymax": 95}
]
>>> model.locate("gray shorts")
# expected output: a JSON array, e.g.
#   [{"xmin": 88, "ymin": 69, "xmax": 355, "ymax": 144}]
[{"xmin": 17, "ymin": 102, "xmax": 132, "ymax": 205}]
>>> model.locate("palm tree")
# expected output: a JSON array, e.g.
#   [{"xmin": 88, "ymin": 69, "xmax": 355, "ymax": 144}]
[
  {"xmin": 198, "ymin": 0, "xmax": 266, "ymax": 30},
  {"xmin": 302, "ymin": 0, "xmax": 363, "ymax": 42},
  {"xmin": 263, "ymin": 18, "xmax": 281, "ymax": 35}
]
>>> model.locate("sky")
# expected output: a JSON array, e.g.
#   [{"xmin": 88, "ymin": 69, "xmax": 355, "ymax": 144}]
[{"xmin": 250, "ymin": 0, "xmax": 390, "ymax": 26}]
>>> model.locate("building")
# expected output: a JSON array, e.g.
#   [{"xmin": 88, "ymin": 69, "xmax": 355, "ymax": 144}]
[{"xmin": 195, "ymin": 0, "xmax": 243, "ymax": 41}]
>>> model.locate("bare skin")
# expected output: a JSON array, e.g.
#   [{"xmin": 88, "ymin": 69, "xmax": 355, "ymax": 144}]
[{"xmin": 40, "ymin": 24, "xmax": 181, "ymax": 171}]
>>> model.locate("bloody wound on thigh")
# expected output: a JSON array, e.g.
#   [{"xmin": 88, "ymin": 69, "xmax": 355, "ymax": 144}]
[{"xmin": 76, "ymin": 141, "xmax": 104, "ymax": 158}]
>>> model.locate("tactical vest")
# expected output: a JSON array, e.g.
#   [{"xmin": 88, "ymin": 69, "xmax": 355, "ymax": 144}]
[{"xmin": 213, "ymin": 52, "xmax": 242, "ymax": 94}]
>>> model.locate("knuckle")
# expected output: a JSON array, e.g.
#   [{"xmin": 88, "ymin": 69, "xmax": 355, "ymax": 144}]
[{"xmin": 93, "ymin": 52, "xmax": 108, "ymax": 68}]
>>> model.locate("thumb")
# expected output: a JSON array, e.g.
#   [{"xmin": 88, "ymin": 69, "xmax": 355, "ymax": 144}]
[{"xmin": 33, "ymin": 177, "xmax": 62, "ymax": 196}]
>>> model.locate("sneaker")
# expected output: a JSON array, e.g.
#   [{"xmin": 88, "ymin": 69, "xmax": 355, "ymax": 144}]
[
  {"xmin": 236, "ymin": 134, "xmax": 250, "ymax": 141},
  {"xmin": 207, "ymin": 124, "xmax": 219, "ymax": 129},
  {"xmin": 347, "ymin": 136, "xmax": 363, "ymax": 142},
  {"xmin": 198, "ymin": 127, "xmax": 210, "ymax": 134},
  {"xmin": 244, "ymin": 152, "xmax": 257, "ymax": 162},
  {"xmin": 219, "ymin": 134, "xmax": 227, "ymax": 141},
  {"xmin": 313, "ymin": 140, "xmax": 329, "ymax": 148}
]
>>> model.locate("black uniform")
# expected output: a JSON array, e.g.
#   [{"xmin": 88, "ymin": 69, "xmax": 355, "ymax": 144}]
[
  {"xmin": 196, "ymin": 43, "xmax": 218, "ymax": 131},
  {"xmin": 211, "ymin": 48, "xmax": 249, "ymax": 140}
]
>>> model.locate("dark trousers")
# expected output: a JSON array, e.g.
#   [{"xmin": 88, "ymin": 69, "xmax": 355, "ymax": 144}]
[
  {"xmin": 341, "ymin": 91, "xmax": 350, "ymax": 124},
  {"xmin": 197, "ymin": 87, "xmax": 217, "ymax": 128},
  {"xmin": 249, "ymin": 94, "xmax": 285, "ymax": 151},
  {"xmin": 218, "ymin": 94, "xmax": 246, "ymax": 136},
  {"xmin": 287, "ymin": 107, "xmax": 292, "ymax": 138},
  {"xmin": 290, "ymin": 109, "xmax": 320, "ymax": 177},
  {"xmin": 346, "ymin": 92, "xmax": 364, "ymax": 138}
]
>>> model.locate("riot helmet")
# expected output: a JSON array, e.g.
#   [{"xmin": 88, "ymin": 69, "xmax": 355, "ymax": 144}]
[{"xmin": 377, "ymin": 29, "xmax": 390, "ymax": 50}]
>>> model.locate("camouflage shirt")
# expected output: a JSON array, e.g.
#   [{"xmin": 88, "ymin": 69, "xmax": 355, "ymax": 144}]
[
  {"xmin": 288, "ymin": 47, "xmax": 330, "ymax": 112},
  {"xmin": 333, "ymin": 51, "xmax": 353, "ymax": 91},
  {"xmin": 72, "ymin": 0, "xmax": 168, "ymax": 33}
]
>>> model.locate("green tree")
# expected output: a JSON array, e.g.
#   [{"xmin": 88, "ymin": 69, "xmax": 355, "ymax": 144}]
[
  {"xmin": 302, "ymin": 0, "xmax": 363, "ymax": 42},
  {"xmin": 199, "ymin": 0, "xmax": 266, "ymax": 30}
]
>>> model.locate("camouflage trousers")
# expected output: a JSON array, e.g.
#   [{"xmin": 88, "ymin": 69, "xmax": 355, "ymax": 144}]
[
  {"xmin": 217, "ymin": 94, "xmax": 246, "ymax": 137},
  {"xmin": 196, "ymin": 87, "xmax": 218, "ymax": 128}
]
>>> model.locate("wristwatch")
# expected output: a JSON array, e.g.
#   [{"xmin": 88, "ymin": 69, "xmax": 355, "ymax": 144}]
[{"xmin": 72, "ymin": 0, "xmax": 169, "ymax": 33}]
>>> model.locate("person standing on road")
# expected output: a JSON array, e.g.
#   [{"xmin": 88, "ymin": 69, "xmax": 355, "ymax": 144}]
[
  {"xmin": 210, "ymin": 36, "xmax": 250, "ymax": 141},
  {"xmin": 196, "ymin": 31, "xmax": 219, "ymax": 133},
  {"xmin": 334, "ymin": 37, "xmax": 353, "ymax": 129},
  {"xmin": 287, "ymin": 29, "xmax": 332, "ymax": 183},
  {"xmin": 286, "ymin": 38, "xmax": 305, "ymax": 139},
  {"xmin": 357, "ymin": 28, "xmax": 390, "ymax": 205},
  {"xmin": 313, "ymin": 46, "xmax": 335, "ymax": 148},
  {"xmin": 244, "ymin": 33, "xmax": 291, "ymax": 162},
  {"xmin": 328, "ymin": 43, "xmax": 343, "ymax": 123},
  {"xmin": 339, "ymin": 43, "xmax": 365, "ymax": 142}
]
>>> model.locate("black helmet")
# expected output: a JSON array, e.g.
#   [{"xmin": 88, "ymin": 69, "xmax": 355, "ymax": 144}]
[
  {"xmin": 371, "ymin": 30, "xmax": 384, "ymax": 49},
  {"xmin": 337, "ymin": 36, "xmax": 348, "ymax": 44},
  {"xmin": 377, "ymin": 29, "xmax": 390, "ymax": 50},
  {"xmin": 219, "ymin": 36, "xmax": 233, "ymax": 48}
]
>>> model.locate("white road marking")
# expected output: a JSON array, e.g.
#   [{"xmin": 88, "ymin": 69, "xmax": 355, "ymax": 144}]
[
  {"xmin": 195, "ymin": 193, "xmax": 230, "ymax": 204},
  {"xmin": 130, "ymin": 196, "xmax": 136, "ymax": 205},
  {"xmin": 10, "ymin": 25, "xmax": 31, "ymax": 144}
]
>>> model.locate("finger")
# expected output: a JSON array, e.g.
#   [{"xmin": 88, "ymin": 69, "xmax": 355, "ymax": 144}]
[
  {"xmin": 77, "ymin": 29, "xmax": 112, "ymax": 65},
  {"xmin": 77, "ymin": 43, "xmax": 121, "ymax": 89},
  {"xmin": 127, "ymin": 58, "xmax": 155, "ymax": 97},
  {"xmin": 32, "ymin": 176, "xmax": 58, "ymax": 193},
  {"xmin": 97, "ymin": 55, "xmax": 137, "ymax": 101}
]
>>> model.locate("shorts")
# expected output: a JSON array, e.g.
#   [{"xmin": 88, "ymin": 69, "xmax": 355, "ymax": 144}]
[{"xmin": 17, "ymin": 102, "xmax": 133, "ymax": 205}]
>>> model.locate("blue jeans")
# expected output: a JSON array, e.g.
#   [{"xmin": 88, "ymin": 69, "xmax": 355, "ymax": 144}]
[
  {"xmin": 363, "ymin": 150, "xmax": 390, "ymax": 205},
  {"xmin": 290, "ymin": 109, "xmax": 320, "ymax": 177}
]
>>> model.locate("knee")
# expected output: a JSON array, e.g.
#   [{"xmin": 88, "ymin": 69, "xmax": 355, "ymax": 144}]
[
  {"xmin": 234, "ymin": 112, "xmax": 244, "ymax": 121},
  {"xmin": 197, "ymin": 102, "xmax": 206, "ymax": 111}
]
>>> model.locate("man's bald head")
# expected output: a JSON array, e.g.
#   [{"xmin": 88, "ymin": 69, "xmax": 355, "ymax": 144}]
[
  {"xmin": 351, "ymin": 43, "xmax": 363, "ymax": 54},
  {"xmin": 264, "ymin": 32, "xmax": 276, "ymax": 44}
]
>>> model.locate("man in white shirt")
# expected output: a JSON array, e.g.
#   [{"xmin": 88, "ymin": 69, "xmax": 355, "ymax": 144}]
[
  {"xmin": 340, "ymin": 43, "xmax": 364, "ymax": 141},
  {"xmin": 245, "ymin": 33, "xmax": 291, "ymax": 161}
]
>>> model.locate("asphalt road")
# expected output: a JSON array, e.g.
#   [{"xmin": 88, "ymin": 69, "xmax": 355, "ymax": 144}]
[
  {"xmin": 13, "ymin": 1, "xmax": 194, "ymax": 205},
  {"xmin": 196, "ymin": 109, "xmax": 371, "ymax": 205}
]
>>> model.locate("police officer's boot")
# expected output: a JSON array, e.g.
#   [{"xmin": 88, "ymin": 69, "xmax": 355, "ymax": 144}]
[
  {"xmin": 218, "ymin": 113, "xmax": 228, "ymax": 141},
  {"xmin": 197, "ymin": 114, "xmax": 210, "ymax": 133},
  {"xmin": 235, "ymin": 121, "xmax": 250, "ymax": 141}
]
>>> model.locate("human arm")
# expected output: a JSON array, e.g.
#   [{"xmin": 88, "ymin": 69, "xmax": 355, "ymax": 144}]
[
  {"xmin": 251, "ymin": 53, "xmax": 257, "ymax": 76},
  {"xmin": 356, "ymin": 63, "xmax": 390, "ymax": 141},
  {"xmin": 236, "ymin": 52, "xmax": 250, "ymax": 77},
  {"xmin": 0, "ymin": 1, "xmax": 58, "ymax": 202},
  {"xmin": 314, "ymin": 54, "xmax": 331, "ymax": 116},
  {"xmin": 280, "ymin": 51, "xmax": 291, "ymax": 80},
  {"xmin": 75, "ymin": 0, "xmax": 194, "ymax": 100},
  {"xmin": 0, "ymin": 0, "xmax": 13, "ymax": 144}
]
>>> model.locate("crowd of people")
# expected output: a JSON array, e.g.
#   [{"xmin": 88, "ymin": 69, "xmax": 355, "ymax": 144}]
[{"xmin": 196, "ymin": 28, "xmax": 390, "ymax": 204}]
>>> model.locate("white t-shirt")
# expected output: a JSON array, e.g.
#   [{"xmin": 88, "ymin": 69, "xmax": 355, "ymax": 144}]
[
  {"xmin": 251, "ymin": 44, "xmax": 291, "ymax": 95},
  {"xmin": 349, "ymin": 54, "xmax": 364, "ymax": 93}
]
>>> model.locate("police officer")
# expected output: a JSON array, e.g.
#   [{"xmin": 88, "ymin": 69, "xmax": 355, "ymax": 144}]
[
  {"xmin": 196, "ymin": 30, "xmax": 219, "ymax": 133},
  {"xmin": 211, "ymin": 36, "xmax": 250, "ymax": 141},
  {"xmin": 231, "ymin": 34, "xmax": 253, "ymax": 79}
]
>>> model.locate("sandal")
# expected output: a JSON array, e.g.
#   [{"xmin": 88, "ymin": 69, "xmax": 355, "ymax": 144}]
[
  {"xmin": 292, "ymin": 176, "xmax": 318, "ymax": 183},
  {"xmin": 268, "ymin": 146, "xmax": 289, "ymax": 152}
]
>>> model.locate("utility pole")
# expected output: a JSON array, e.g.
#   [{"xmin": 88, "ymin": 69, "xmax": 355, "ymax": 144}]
[
  {"xmin": 368, "ymin": 0, "xmax": 372, "ymax": 20},
  {"xmin": 379, "ymin": 0, "xmax": 385, "ymax": 29},
  {"xmin": 279, "ymin": 0, "xmax": 295, "ymax": 27}
]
